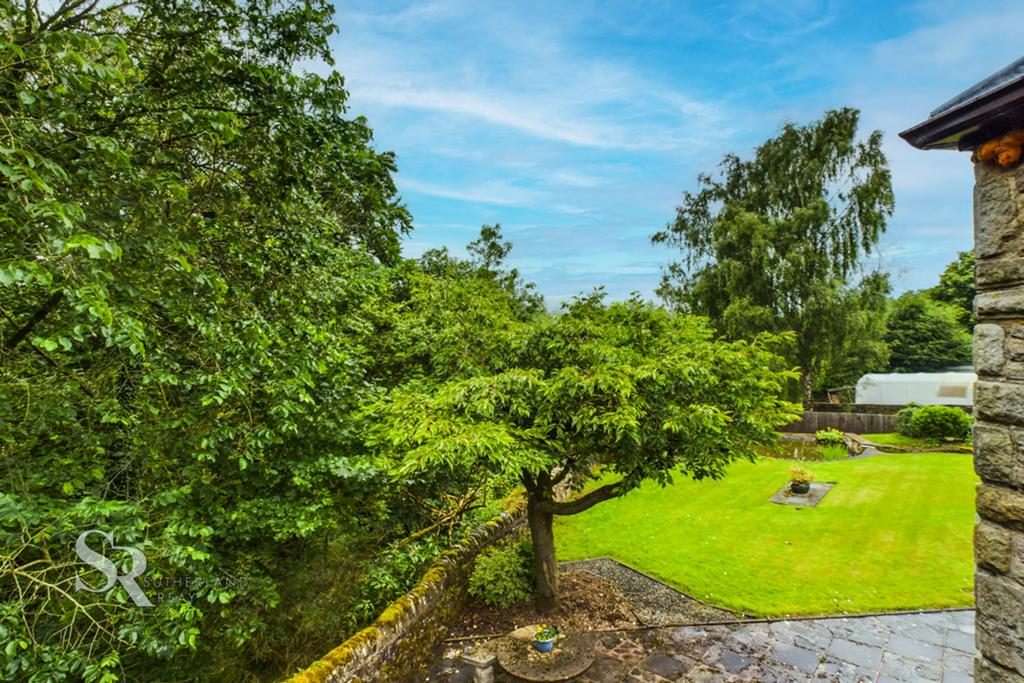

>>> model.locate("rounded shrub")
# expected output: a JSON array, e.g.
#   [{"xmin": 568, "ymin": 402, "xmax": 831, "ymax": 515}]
[
  {"xmin": 468, "ymin": 538, "xmax": 533, "ymax": 608},
  {"xmin": 895, "ymin": 403, "xmax": 921, "ymax": 436},
  {"xmin": 908, "ymin": 405, "xmax": 972, "ymax": 442}
]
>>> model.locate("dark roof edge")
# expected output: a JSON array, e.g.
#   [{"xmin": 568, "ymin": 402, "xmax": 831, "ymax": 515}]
[
  {"xmin": 900, "ymin": 72, "xmax": 1024, "ymax": 151},
  {"xmin": 930, "ymin": 57, "xmax": 1024, "ymax": 117}
]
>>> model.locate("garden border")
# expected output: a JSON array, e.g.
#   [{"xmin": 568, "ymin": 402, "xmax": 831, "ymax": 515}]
[{"xmin": 288, "ymin": 495, "xmax": 526, "ymax": 683}]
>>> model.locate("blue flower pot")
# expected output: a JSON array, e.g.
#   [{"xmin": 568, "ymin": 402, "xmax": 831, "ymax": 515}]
[{"xmin": 533, "ymin": 638, "xmax": 555, "ymax": 653}]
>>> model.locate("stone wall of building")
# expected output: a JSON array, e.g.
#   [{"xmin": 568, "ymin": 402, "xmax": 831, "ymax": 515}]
[
  {"xmin": 972, "ymin": 160, "xmax": 1024, "ymax": 682},
  {"xmin": 288, "ymin": 497, "xmax": 526, "ymax": 683}
]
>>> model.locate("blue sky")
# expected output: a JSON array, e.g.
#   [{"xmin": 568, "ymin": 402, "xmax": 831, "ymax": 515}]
[{"xmin": 326, "ymin": 0, "xmax": 1024, "ymax": 306}]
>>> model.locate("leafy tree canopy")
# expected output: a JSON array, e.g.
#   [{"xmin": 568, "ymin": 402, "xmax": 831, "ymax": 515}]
[
  {"xmin": 0, "ymin": 0, "xmax": 423, "ymax": 678},
  {"xmin": 885, "ymin": 293, "xmax": 973, "ymax": 373},
  {"xmin": 366, "ymin": 293, "xmax": 798, "ymax": 610},
  {"xmin": 928, "ymin": 250, "xmax": 975, "ymax": 331},
  {"xmin": 653, "ymin": 108, "xmax": 894, "ymax": 403}
]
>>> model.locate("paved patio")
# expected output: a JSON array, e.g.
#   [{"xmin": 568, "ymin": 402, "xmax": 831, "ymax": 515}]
[{"xmin": 432, "ymin": 609, "xmax": 976, "ymax": 682}]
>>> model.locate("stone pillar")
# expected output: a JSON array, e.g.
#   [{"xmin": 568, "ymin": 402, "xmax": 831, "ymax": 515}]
[{"xmin": 973, "ymin": 160, "xmax": 1024, "ymax": 682}]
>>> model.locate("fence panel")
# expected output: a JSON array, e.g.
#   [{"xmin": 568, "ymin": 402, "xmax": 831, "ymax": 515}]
[{"xmin": 782, "ymin": 411, "xmax": 896, "ymax": 434}]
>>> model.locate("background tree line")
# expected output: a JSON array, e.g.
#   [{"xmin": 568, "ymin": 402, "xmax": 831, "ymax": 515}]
[{"xmin": 654, "ymin": 109, "xmax": 974, "ymax": 403}]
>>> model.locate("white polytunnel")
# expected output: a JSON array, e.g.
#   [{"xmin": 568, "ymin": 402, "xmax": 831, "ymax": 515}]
[{"xmin": 854, "ymin": 371, "xmax": 977, "ymax": 406}]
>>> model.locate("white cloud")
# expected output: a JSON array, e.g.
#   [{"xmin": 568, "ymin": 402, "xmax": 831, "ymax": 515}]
[
  {"xmin": 334, "ymin": 3, "xmax": 730, "ymax": 153},
  {"xmin": 398, "ymin": 177, "xmax": 540, "ymax": 207},
  {"xmin": 726, "ymin": 0, "xmax": 839, "ymax": 45},
  {"xmin": 326, "ymin": 0, "xmax": 1024, "ymax": 302},
  {"xmin": 357, "ymin": 83, "xmax": 634, "ymax": 149}
]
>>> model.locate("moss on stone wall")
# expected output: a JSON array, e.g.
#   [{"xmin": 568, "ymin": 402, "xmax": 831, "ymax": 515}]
[{"xmin": 288, "ymin": 494, "xmax": 526, "ymax": 683}]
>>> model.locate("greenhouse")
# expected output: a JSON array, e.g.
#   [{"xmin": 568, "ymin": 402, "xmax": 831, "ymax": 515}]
[{"xmin": 854, "ymin": 371, "xmax": 976, "ymax": 406}]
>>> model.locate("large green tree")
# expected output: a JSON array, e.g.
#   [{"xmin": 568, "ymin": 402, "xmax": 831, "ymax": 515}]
[
  {"xmin": 885, "ymin": 293, "xmax": 973, "ymax": 373},
  {"xmin": 929, "ymin": 250, "xmax": 976, "ymax": 332},
  {"xmin": 0, "ymin": 0, "xmax": 427, "ymax": 678},
  {"xmin": 653, "ymin": 108, "xmax": 894, "ymax": 405},
  {"xmin": 366, "ymin": 295, "xmax": 797, "ymax": 611}
]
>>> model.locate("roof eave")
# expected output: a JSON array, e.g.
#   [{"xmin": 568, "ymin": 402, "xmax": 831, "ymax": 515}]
[{"xmin": 899, "ymin": 75, "xmax": 1024, "ymax": 151}]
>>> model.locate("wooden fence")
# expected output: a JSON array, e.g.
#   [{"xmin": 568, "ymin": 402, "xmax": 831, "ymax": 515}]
[{"xmin": 782, "ymin": 411, "xmax": 896, "ymax": 434}]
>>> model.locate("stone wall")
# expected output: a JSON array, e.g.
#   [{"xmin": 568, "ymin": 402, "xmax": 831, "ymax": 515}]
[
  {"xmin": 971, "ymin": 160, "xmax": 1024, "ymax": 682},
  {"xmin": 288, "ymin": 497, "xmax": 526, "ymax": 683}
]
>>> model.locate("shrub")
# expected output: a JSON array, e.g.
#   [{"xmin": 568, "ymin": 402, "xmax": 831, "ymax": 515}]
[
  {"xmin": 895, "ymin": 403, "xmax": 921, "ymax": 436},
  {"xmin": 909, "ymin": 405, "xmax": 973, "ymax": 442},
  {"xmin": 815, "ymin": 428, "xmax": 845, "ymax": 445},
  {"xmin": 468, "ymin": 538, "xmax": 534, "ymax": 608}
]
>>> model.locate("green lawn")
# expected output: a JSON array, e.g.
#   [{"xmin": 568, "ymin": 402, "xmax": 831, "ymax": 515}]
[
  {"xmin": 863, "ymin": 432, "xmax": 971, "ymax": 451},
  {"xmin": 556, "ymin": 453, "xmax": 976, "ymax": 617}
]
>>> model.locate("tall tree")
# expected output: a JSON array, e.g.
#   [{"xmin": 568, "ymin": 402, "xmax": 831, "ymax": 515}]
[
  {"xmin": 366, "ymin": 294, "xmax": 797, "ymax": 611},
  {"xmin": 885, "ymin": 293, "xmax": 973, "ymax": 373},
  {"xmin": 816, "ymin": 271, "xmax": 892, "ymax": 388},
  {"xmin": 929, "ymin": 250, "xmax": 976, "ymax": 331},
  {"xmin": 0, "ymin": 0, "xmax": 413, "ymax": 678},
  {"xmin": 653, "ymin": 108, "xmax": 894, "ymax": 405}
]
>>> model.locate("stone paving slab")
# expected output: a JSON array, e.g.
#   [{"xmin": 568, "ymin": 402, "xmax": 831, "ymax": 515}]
[
  {"xmin": 769, "ymin": 481, "xmax": 835, "ymax": 507},
  {"xmin": 430, "ymin": 610, "xmax": 977, "ymax": 682}
]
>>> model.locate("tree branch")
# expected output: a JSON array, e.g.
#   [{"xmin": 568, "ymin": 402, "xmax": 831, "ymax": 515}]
[
  {"xmin": 549, "ymin": 458, "xmax": 577, "ymax": 488},
  {"xmin": 4, "ymin": 291, "xmax": 62, "ymax": 351},
  {"xmin": 539, "ymin": 478, "xmax": 629, "ymax": 516}
]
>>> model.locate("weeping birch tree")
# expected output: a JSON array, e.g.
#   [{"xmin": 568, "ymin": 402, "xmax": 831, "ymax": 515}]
[{"xmin": 653, "ymin": 108, "xmax": 894, "ymax": 405}]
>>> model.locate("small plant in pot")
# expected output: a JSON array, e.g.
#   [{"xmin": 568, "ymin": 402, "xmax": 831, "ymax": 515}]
[
  {"xmin": 533, "ymin": 624, "xmax": 560, "ymax": 652},
  {"xmin": 789, "ymin": 465, "xmax": 815, "ymax": 494}
]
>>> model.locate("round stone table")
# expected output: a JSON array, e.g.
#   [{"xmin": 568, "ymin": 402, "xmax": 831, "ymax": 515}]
[{"xmin": 494, "ymin": 626, "xmax": 595, "ymax": 681}]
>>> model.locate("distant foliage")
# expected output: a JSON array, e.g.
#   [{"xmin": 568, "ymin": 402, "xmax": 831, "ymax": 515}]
[
  {"xmin": 886, "ymin": 293, "xmax": 972, "ymax": 373},
  {"xmin": 929, "ymin": 250, "xmax": 976, "ymax": 332},
  {"xmin": 468, "ymin": 539, "xmax": 534, "ymax": 608}
]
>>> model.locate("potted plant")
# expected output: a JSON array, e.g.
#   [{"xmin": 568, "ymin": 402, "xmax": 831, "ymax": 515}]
[
  {"xmin": 789, "ymin": 465, "xmax": 814, "ymax": 494},
  {"xmin": 533, "ymin": 624, "xmax": 560, "ymax": 652}
]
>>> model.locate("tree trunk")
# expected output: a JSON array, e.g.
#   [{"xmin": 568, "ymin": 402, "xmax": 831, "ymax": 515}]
[
  {"xmin": 801, "ymin": 368, "xmax": 814, "ymax": 409},
  {"xmin": 527, "ymin": 496, "xmax": 557, "ymax": 613}
]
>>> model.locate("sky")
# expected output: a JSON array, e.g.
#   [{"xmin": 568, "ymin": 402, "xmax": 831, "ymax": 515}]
[{"xmin": 325, "ymin": 0, "xmax": 1024, "ymax": 306}]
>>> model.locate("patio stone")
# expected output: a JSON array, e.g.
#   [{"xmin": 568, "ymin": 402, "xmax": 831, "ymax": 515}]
[
  {"xmin": 889, "ymin": 633, "xmax": 946, "ymax": 662},
  {"xmin": 429, "ymin": 609, "xmax": 979, "ymax": 682},
  {"xmin": 829, "ymin": 636, "xmax": 884, "ymax": 668},
  {"xmin": 640, "ymin": 654, "xmax": 687, "ymax": 678},
  {"xmin": 946, "ymin": 629, "xmax": 977, "ymax": 654},
  {"xmin": 771, "ymin": 644, "xmax": 821, "ymax": 672}
]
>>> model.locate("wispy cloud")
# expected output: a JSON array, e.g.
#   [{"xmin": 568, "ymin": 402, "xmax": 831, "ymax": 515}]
[
  {"xmin": 398, "ymin": 177, "xmax": 541, "ymax": 207},
  {"xmin": 358, "ymin": 83, "xmax": 647, "ymax": 149},
  {"xmin": 725, "ymin": 0, "xmax": 839, "ymax": 44},
  {"xmin": 336, "ymin": 2, "xmax": 730, "ymax": 154},
  {"xmin": 327, "ymin": 0, "xmax": 1024, "ymax": 303}
]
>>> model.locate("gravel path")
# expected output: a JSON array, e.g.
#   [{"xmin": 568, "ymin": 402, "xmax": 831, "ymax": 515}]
[{"xmin": 560, "ymin": 557, "xmax": 738, "ymax": 627}]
